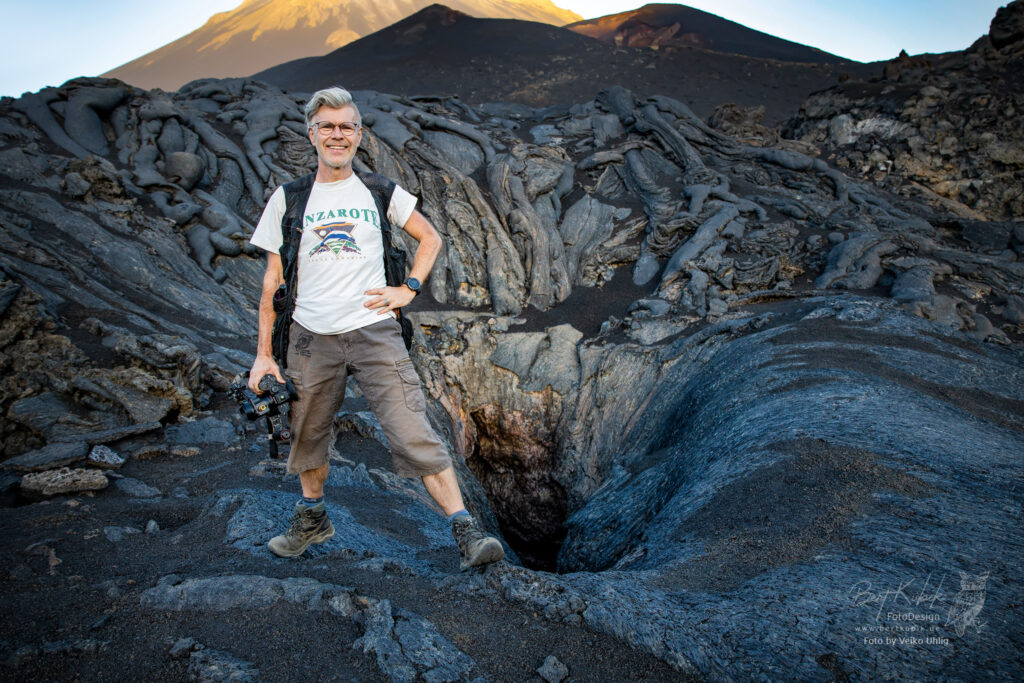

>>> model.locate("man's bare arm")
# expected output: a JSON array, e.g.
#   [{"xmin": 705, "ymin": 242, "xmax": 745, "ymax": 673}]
[
  {"xmin": 248, "ymin": 252, "xmax": 286, "ymax": 392},
  {"xmin": 364, "ymin": 209, "xmax": 442, "ymax": 314}
]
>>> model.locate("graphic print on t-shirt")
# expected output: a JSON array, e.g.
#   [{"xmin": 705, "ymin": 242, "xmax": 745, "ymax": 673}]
[
  {"xmin": 308, "ymin": 221, "xmax": 361, "ymax": 259},
  {"xmin": 304, "ymin": 205, "xmax": 381, "ymax": 262}
]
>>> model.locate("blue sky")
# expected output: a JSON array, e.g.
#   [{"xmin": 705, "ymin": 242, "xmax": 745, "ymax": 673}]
[{"xmin": 0, "ymin": 0, "xmax": 1007, "ymax": 99}]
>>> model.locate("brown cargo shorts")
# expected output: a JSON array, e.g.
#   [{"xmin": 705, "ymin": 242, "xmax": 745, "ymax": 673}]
[{"xmin": 283, "ymin": 318, "xmax": 452, "ymax": 478}]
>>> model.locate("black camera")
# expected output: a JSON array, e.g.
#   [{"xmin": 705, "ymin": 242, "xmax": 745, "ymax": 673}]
[{"xmin": 229, "ymin": 373, "xmax": 298, "ymax": 458}]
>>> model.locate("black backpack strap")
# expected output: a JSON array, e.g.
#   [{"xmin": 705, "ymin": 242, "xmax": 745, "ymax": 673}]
[
  {"xmin": 355, "ymin": 170, "xmax": 415, "ymax": 351},
  {"xmin": 271, "ymin": 173, "xmax": 316, "ymax": 368}
]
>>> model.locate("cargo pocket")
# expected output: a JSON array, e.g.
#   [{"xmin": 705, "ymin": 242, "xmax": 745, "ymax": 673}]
[{"xmin": 395, "ymin": 358, "xmax": 426, "ymax": 412}]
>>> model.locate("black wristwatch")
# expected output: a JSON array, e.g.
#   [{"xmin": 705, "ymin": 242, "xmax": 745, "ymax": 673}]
[{"xmin": 404, "ymin": 277, "xmax": 421, "ymax": 294}]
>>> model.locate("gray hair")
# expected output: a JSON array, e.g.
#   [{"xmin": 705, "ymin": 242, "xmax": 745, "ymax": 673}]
[{"xmin": 304, "ymin": 86, "xmax": 360, "ymax": 126}]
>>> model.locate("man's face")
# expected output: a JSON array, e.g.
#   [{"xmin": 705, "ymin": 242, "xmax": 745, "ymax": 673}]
[{"xmin": 308, "ymin": 105, "xmax": 362, "ymax": 171}]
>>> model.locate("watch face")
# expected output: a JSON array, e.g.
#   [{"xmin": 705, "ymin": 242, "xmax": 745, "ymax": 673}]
[{"xmin": 406, "ymin": 277, "xmax": 421, "ymax": 292}]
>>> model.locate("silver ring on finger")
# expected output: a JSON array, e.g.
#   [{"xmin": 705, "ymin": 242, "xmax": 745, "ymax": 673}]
[{"xmin": 384, "ymin": 299, "xmax": 390, "ymax": 306}]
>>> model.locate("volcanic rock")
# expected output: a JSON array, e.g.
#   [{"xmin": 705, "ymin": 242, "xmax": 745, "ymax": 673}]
[
  {"xmin": 114, "ymin": 477, "xmax": 161, "ymax": 499},
  {"xmin": 3, "ymin": 442, "xmax": 89, "ymax": 473},
  {"xmin": 165, "ymin": 418, "xmax": 236, "ymax": 445},
  {"xmin": 132, "ymin": 445, "xmax": 169, "ymax": 460},
  {"xmin": 20, "ymin": 467, "xmax": 108, "ymax": 497},
  {"xmin": 785, "ymin": 2, "xmax": 1024, "ymax": 220},
  {"xmin": 168, "ymin": 637, "xmax": 197, "ymax": 658},
  {"xmin": 537, "ymin": 654, "xmax": 569, "ymax": 683},
  {"xmin": 142, "ymin": 574, "xmax": 481, "ymax": 681},
  {"xmin": 1, "ymin": 34, "xmax": 1021, "ymax": 678},
  {"xmin": 989, "ymin": 0, "xmax": 1024, "ymax": 49},
  {"xmin": 86, "ymin": 445, "xmax": 125, "ymax": 469},
  {"xmin": 163, "ymin": 152, "xmax": 206, "ymax": 191},
  {"xmin": 57, "ymin": 422, "xmax": 165, "ymax": 446}
]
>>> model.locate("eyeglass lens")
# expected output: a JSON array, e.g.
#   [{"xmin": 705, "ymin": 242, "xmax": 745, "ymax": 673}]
[{"xmin": 316, "ymin": 122, "xmax": 360, "ymax": 135}]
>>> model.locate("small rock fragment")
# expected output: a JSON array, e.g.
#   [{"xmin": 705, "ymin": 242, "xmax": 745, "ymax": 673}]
[
  {"xmin": 132, "ymin": 445, "xmax": 168, "ymax": 460},
  {"xmin": 87, "ymin": 445, "xmax": 125, "ymax": 470},
  {"xmin": 145, "ymin": 519, "xmax": 160, "ymax": 534},
  {"xmin": 62, "ymin": 172, "xmax": 91, "ymax": 198},
  {"xmin": 628, "ymin": 298, "xmax": 671, "ymax": 317},
  {"xmin": 114, "ymin": 477, "xmax": 161, "ymax": 498},
  {"xmin": 708, "ymin": 298, "xmax": 729, "ymax": 315},
  {"xmin": 169, "ymin": 637, "xmax": 197, "ymax": 658},
  {"xmin": 537, "ymin": 655, "xmax": 569, "ymax": 683},
  {"xmin": 171, "ymin": 445, "xmax": 201, "ymax": 457}
]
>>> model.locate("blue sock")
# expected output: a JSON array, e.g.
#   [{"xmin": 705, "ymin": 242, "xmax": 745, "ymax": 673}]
[
  {"xmin": 447, "ymin": 509, "xmax": 470, "ymax": 523},
  {"xmin": 302, "ymin": 496, "xmax": 324, "ymax": 508}
]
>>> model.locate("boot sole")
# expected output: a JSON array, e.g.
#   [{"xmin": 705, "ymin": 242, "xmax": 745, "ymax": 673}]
[
  {"xmin": 268, "ymin": 523, "xmax": 335, "ymax": 558},
  {"xmin": 459, "ymin": 539, "xmax": 505, "ymax": 571}
]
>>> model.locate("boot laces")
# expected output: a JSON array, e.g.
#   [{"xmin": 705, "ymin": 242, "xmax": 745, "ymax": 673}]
[
  {"xmin": 454, "ymin": 517, "xmax": 487, "ymax": 550},
  {"xmin": 287, "ymin": 507, "xmax": 320, "ymax": 537}
]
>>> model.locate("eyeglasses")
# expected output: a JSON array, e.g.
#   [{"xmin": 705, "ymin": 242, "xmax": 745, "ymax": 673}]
[{"xmin": 312, "ymin": 121, "xmax": 361, "ymax": 136}]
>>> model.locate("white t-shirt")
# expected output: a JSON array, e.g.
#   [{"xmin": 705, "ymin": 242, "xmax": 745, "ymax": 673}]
[{"xmin": 250, "ymin": 174, "xmax": 417, "ymax": 335}]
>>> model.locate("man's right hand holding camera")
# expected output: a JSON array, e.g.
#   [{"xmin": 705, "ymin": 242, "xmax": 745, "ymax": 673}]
[{"xmin": 249, "ymin": 355, "xmax": 285, "ymax": 394}]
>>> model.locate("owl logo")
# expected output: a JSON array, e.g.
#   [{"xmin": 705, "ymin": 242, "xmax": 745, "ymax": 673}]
[
  {"xmin": 309, "ymin": 221, "xmax": 361, "ymax": 257},
  {"xmin": 946, "ymin": 571, "xmax": 988, "ymax": 637}
]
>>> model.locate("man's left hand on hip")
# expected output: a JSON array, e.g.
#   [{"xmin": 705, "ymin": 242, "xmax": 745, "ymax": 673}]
[{"xmin": 364, "ymin": 285, "xmax": 417, "ymax": 315}]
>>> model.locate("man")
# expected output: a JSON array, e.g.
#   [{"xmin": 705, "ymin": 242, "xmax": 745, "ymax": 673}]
[{"xmin": 247, "ymin": 86, "xmax": 504, "ymax": 571}]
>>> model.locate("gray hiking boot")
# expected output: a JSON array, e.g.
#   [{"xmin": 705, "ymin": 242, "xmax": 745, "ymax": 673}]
[
  {"xmin": 451, "ymin": 515, "xmax": 504, "ymax": 571},
  {"xmin": 268, "ymin": 501, "xmax": 335, "ymax": 558}
]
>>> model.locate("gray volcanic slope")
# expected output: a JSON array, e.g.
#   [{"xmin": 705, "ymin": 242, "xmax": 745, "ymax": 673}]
[
  {"xmin": 1, "ymin": 38, "xmax": 1022, "ymax": 681},
  {"xmin": 567, "ymin": 2, "xmax": 850, "ymax": 64},
  {"xmin": 253, "ymin": 4, "xmax": 878, "ymax": 125}
]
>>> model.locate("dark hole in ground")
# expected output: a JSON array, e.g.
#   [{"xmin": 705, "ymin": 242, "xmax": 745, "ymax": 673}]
[
  {"xmin": 469, "ymin": 441, "xmax": 568, "ymax": 572},
  {"xmin": 466, "ymin": 404, "xmax": 568, "ymax": 573}
]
